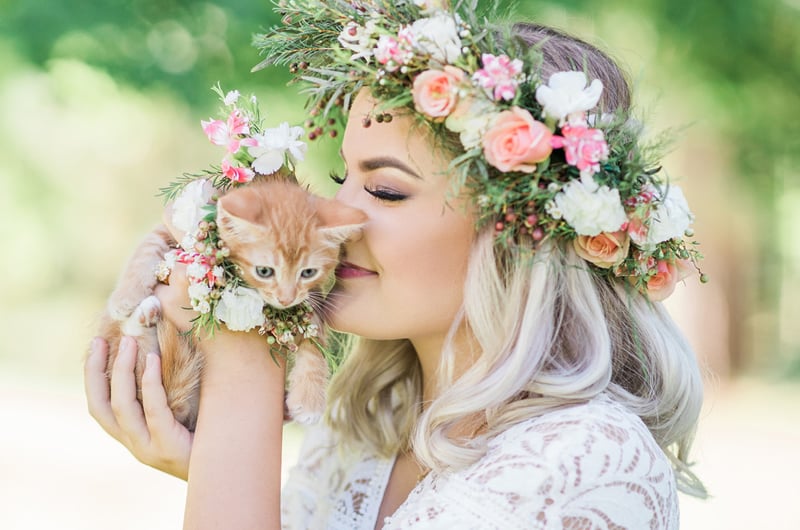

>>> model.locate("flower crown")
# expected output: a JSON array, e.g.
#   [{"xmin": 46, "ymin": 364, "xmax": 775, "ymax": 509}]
[
  {"xmin": 254, "ymin": 0, "xmax": 705, "ymax": 301},
  {"xmin": 158, "ymin": 85, "xmax": 328, "ymax": 360}
]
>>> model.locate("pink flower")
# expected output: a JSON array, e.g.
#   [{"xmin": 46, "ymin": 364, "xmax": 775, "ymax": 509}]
[
  {"xmin": 201, "ymin": 110, "xmax": 250, "ymax": 154},
  {"xmin": 412, "ymin": 66, "xmax": 465, "ymax": 119},
  {"xmin": 472, "ymin": 53, "xmax": 524, "ymax": 101},
  {"xmin": 573, "ymin": 230, "xmax": 630, "ymax": 268},
  {"xmin": 221, "ymin": 159, "xmax": 255, "ymax": 183},
  {"xmin": 482, "ymin": 107, "xmax": 553, "ymax": 173},
  {"xmin": 551, "ymin": 124, "xmax": 609, "ymax": 178},
  {"xmin": 374, "ymin": 32, "xmax": 413, "ymax": 71}
]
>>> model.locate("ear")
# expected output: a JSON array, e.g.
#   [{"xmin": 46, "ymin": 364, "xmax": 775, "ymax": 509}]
[
  {"xmin": 216, "ymin": 190, "xmax": 261, "ymax": 243},
  {"xmin": 314, "ymin": 198, "xmax": 367, "ymax": 244}
]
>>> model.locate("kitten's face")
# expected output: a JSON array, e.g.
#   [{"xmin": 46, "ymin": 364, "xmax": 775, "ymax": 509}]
[
  {"xmin": 230, "ymin": 232, "xmax": 338, "ymax": 309},
  {"xmin": 216, "ymin": 179, "xmax": 366, "ymax": 310}
]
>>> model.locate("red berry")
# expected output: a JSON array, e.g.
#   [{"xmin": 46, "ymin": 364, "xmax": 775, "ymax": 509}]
[
  {"xmin": 495, "ymin": 221, "xmax": 505, "ymax": 231},
  {"xmin": 532, "ymin": 227, "xmax": 544, "ymax": 241}
]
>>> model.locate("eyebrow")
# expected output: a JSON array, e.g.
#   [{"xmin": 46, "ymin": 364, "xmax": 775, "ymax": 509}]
[{"xmin": 359, "ymin": 156, "xmax": 423, "ymax": 180}]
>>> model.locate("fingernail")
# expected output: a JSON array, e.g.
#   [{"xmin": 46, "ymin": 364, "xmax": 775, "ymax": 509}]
[
  {"xmin": 121, "ymin": 336, "xmax": 134, "ymax": 350},
  {"xmin": 91, "ymin": 337, "xmax": 102, "ymax": 352}
]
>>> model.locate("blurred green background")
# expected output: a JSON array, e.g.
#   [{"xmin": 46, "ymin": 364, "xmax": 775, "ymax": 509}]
[{"xmin": 0, "ymin": 1, "xmax": 797, "ymax": 528}]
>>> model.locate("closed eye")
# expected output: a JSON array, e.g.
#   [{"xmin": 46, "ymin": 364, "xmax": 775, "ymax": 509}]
[{"xmin": 364, "ymin": 185, "xmax": 407, "ymax": 202}]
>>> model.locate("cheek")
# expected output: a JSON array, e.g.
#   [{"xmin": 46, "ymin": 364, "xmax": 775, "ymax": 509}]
[{"xmin": 377, "ymin": 209, "xmax": 473, "ymax": 324}]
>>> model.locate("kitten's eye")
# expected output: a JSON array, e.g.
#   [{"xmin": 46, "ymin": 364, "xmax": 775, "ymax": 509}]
[
  {"xmin": 255, "ymin": 266, "xmax": 275, "ymax": 279},
  {"xmin": 329, "ymin": 171, "xmax": 345, "ymax": 184},
  {"xmin": 300, "ymin": 268, "xmax": 318, "ymax": 279}
]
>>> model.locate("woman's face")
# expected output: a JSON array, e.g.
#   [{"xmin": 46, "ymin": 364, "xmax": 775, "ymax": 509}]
[{"xmin": 328, "ymin": 90, "xmax": 475, "ymax": 347}]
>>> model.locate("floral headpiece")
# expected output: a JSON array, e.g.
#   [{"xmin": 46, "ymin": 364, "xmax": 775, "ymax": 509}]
[
  {"xmin": 253, "ymin": 0, "xmax": 706, "ymax": 300},
  {"xmin": 158, "ymin": 85, "xmax": 327, "ymax": 360}
]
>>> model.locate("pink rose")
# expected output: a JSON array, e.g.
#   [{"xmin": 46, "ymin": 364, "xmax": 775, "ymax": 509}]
[
  {"xmin": 644, "ymin": 259, "xmax": 692, "ymax": 301},
  {"xmin": 551, "ymin": 124, "xmax": 609, "ymax": 178},
  {"xmin": 573, "ymin": 230, "xmax": 630, "ymax": 268},
  {"xmin": 412, "ymin": 66, "xmax": 465, "ymax": 120},
  {"xmin": 482, "ymin": 107, "xmax": 553, "ymax": 173}
]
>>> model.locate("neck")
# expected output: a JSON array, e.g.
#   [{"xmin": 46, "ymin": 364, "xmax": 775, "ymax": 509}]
[{"xmin": 410, "ymin": 322, "xmax": 476, "ymax": 404}]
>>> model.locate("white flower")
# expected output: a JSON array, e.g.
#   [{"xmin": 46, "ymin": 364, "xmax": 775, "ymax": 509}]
[
  {"xmin": 635, "ymin": 185, "xmax": 694, "ymax": 247},
  {"xmin": 554, "ymin": 180, "xmax": 627, "ymax": 236},
  {"xmin": 545, "ymin": 200, "xmax": 562, "ymax": 220},
  {"xmin": 171, "ymin": 179, "xmax": 213, "ymax": 234},
  {"xmin": 535, "ymin": 71, "xmax": 604, "ymax": 125},
  {"xmin": 180, "ymin": 233, "xmax": 197, "ymax": 252},
  {"xmin": 214, "ymin": 286, "xmax": 266, "ymax": 332},
  {"xmin": 303, "ymin": 323, "xmax": 319, "ymax": 338},
  {"xmin": 338, "ymin": 20, "xmax": 378, "ymax": 61},
  {"xmin": 196, "ymin": 300, "xmax": 211, "ymax": 315},
  {"xmin": 223, "ymin": 90, "xmax": 240, "ymax": 106},
  {"xmin": 212, "ymin": 266, "xmax": 225, "ymax": 282},
  {"xmin": 445, "ymin": 96, "xmax": 498, "ymax": 150},
  {"xmin": 248, "ymin": 122, "xmax": 306, "ymax": 175},
  {"xmin": 410, "ymin": 13, "xmax": 462, "ymax": 64},
  {"xmin": 186, "ymin": 261, "xmax": 210, "ymax": 281}
]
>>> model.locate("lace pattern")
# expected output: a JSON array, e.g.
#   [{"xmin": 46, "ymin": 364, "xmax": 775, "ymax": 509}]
[{"xmin": 281, "ymin": 394, "xmax": 678, "ymax": 529}]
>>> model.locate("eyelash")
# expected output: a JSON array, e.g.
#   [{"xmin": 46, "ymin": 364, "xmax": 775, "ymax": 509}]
[{"xmin": 328, "ymin": 171, "xmax": 408, "ymax": 202}]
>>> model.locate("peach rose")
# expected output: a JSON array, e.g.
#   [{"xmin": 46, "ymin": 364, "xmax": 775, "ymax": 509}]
[
  {"xmin": 482, "ymin": 107, "xmax": 553, "ymax": 173},
  {"xmin": 573, "ymin": 230, "xmax": 630, "ymax": 268},
  {"xmin": 412, "ymin": 66, "xmax": 465, "ymax": 120},
  {"xmin": 644, "ymin": 259, "xmax": 691, "ymax": 301}
]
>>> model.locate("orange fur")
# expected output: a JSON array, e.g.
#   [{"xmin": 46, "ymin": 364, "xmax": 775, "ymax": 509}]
[{"xmin": 96, "ymin": 178, "xmax": 365, "ymax": 429}]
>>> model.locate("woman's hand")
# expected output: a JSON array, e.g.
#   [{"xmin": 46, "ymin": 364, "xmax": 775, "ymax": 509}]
[{"xmin": 84, "ymin": 336, "xmax": 193, "ymax": 480}]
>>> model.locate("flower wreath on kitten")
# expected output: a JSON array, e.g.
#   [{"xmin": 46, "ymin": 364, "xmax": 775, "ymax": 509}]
[
  {"xmin": 157, "ymin": 84, "xmax": 324, "ymax": 360},
  {"xmin": 253, "ymin": 0, "xmax": 707, "ymax": 301}
]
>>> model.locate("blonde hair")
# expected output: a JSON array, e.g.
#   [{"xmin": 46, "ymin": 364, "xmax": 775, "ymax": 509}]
[
  {"xmin": 326, "ymin": 21, "xmax": 706, "ymax": 498},
  {"xmin": 327, "ymin": 232, "xmax": 706, "ymax": 496}
]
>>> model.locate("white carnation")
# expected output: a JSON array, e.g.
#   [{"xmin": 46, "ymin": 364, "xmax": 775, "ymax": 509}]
[
  {"xmin": 554, "ymin": 180, "xmax": 627, "ymax": 236},
  {"xmin": 410, "ymin": 13, "xmax": 462, "ymax": 64},
  {"xmin": 214, "ymin": 286, "xmax": 266, "ymax": 332},
  {"xmin": 637, "ymin": 185, "xmax": 694, "ymax": 247},
  {"xmin": 171, "ymin": 179, "xmax": 213, "ymax": 234},
  {"xmin": 535, "ymin": 71, "xmax": 603, "ymax": 125}
]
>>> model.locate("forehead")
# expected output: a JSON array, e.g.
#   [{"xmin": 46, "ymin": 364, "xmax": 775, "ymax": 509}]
[{"xmin": 341, "ymin": 90, "xmax": 449, "ymax": 176}]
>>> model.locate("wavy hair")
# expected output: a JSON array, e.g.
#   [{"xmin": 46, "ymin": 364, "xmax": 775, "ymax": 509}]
[{"xmin": 325, "ymin": 22, "xmax": 706, "ymax": 497}]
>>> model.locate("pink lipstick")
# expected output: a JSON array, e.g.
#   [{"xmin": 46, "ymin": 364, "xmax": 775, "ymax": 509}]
[{"xmin": 335, "ymin": 261, "xmax": 377, "ymax": 279}]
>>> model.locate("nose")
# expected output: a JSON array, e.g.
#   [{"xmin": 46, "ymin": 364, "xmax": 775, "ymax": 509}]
[{"xmin": 277, "ymin": 287, "xmax": 296, "ymax": 307}]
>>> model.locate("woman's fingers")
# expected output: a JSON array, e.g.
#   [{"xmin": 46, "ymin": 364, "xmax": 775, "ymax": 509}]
[
  {"xmin": 109, "ymin": 336, "xmax": 150, "ymax": 446},
  {"xmin": 141, "ymin": 353, "xmax": 192, "ymax": 479},
  {"xmin": 84, "ymin": 337, "xmax": 124, "ymax": 440}
]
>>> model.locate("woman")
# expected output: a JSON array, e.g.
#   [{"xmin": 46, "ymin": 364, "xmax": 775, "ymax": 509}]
[{"xmin": 85, "ymin": 2, "xmax": 707, "ymax": 528}]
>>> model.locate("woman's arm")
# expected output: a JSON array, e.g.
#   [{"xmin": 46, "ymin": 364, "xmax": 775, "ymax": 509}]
[
  {"xmin": 182, "ymin": 330, "xmax": 285, "ymax": 529},
  {"xmin": 155, "ymin": 272, "xmax": 286, "ymax": 530}
]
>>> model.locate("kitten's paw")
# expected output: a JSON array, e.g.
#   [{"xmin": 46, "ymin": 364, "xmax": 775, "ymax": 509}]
[
  {"xmin": 286, "ymin": 387, "xmax": 325, "ymax": 425},
  {"xmin": 136, "ymin": 296, "xmax": 161, "ymax": 327}
]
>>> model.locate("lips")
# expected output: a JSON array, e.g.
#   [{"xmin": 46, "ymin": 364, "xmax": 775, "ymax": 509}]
[{"xmin": 335, "ymin": 261, "xmax": 378, "ymax": 279}]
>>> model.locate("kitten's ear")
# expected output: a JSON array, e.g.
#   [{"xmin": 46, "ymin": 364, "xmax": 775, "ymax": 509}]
[
  {"xmin": 216, "ymin": 190, "xmax": 260, "ymax": 242},
  {"xmin": 315, "ymin": 198, "xmax": 367, "ymax": 244}
]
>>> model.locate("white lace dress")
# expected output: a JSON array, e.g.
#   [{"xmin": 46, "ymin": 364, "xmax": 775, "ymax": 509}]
[{"xmin": 281, "ymin": 394, "xmax": 678, "ymax": 529}]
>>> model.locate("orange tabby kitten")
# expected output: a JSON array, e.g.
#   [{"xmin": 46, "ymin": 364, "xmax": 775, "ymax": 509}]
[{"xmin": 96, "ymin": 178, "xmax": 366, "ymax": 430}]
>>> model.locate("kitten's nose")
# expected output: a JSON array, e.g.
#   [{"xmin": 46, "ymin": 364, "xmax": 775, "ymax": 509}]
[{"xmin": 277, "ymin": 289, "xmax": 296, "ymax": 307}]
